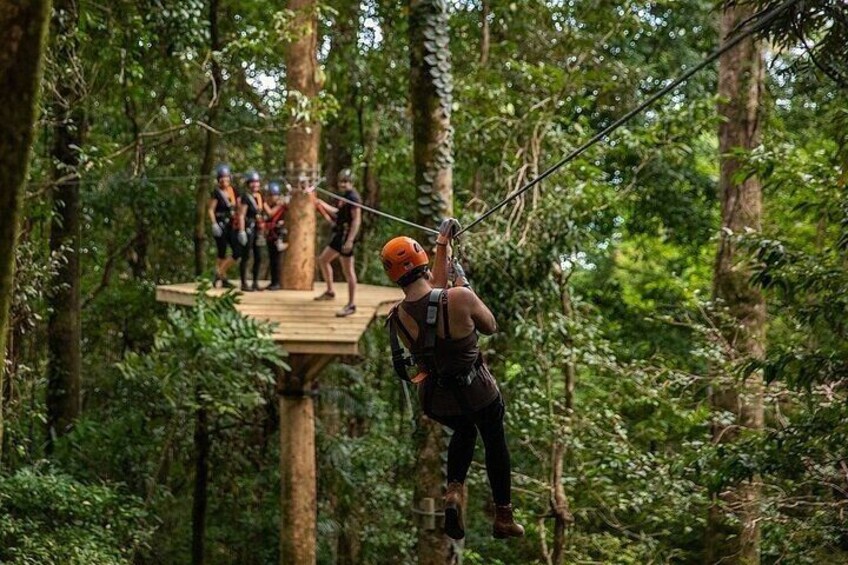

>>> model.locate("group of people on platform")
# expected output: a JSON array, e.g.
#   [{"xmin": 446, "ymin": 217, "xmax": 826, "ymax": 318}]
[{"xmin": 208, "ymin": 164, "xmax": 361, "ymax": 317}]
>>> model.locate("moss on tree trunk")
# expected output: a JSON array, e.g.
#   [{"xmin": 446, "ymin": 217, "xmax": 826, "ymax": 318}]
[
  {"xmin": 409, "ymin": 1, "xmax": 459, "ymax": 563},
  {"xmin": 0, "ymin": 0, "xmax": 52, "ymax": 465}
]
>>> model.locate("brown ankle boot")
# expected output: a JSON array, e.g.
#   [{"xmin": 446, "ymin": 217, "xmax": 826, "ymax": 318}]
[
  {"xmin": 443, "ymin": 482, "xmax": 465, "ymax": 540},
  {"xmin": 493, "ymin": 504, "xmax": 525, "ymax": 539}
]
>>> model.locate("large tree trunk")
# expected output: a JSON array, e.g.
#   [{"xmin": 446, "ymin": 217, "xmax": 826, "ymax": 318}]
[
  {"xmin": 282, "ymin": 0, "xmax": 322, "ymax": 291},
  {"xmin": 191, "ymin": 404, "xmax": 210, "ymax": 565},
  {"xmin": 409, "ymin": 1, "xmax": 457, "ymax": 563},
  {"xmin": 47, "ymin": 0, "xmax": 85, "ymax": 448},
  {"xmin": 322, "ymin": 0, "xmax": 359, "ymax": 190},
  {"xmin": 705, "ymin": 4, "xmax": 766, "ymax": 564},
  {"xmin": 193, "ymin": 0, "xmax": 223, "ymax": 278},
  {"xmin": 0, "ymin": 0, "xmax": 52, "ymax": 465},
  {"xmin": 410, "ymin": 0, "xmax": 454, "ymax": 232}
]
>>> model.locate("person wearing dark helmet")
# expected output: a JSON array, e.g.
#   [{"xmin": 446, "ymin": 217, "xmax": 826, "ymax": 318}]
[
  {"xmin": 207, "ymin": 164, "xmax": 243, "ymax": 288},
  {"xmin": 381, "ymin": 219, "xmax": 525, "ymax": 541},
  {"xmin": 313, "ymin": 168, "xmax": 361, "ymax": 317},
  {"xmin": 238, "ymin": 170, "xmax": 265, "ymax": 292},
  {"xmin": 263, "ymin": 181, "xmax": 289, "ymax": 290}
]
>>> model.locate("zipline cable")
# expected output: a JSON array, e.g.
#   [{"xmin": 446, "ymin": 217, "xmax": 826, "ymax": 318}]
[
  {"xmin": 312, "ymin": 182, "xmax": 440, "ymax": 235},
  {"xmin": 455, "ymin": 0, "xmax": 800, "ymax": 237}
]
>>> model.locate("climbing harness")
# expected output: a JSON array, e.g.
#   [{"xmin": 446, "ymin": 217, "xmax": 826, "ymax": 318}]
[{"xmin": 387, "ymin": 289, "xmax": 481, "ymax": 416}]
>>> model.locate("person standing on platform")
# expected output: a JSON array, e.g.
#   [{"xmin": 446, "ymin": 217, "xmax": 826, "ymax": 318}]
[
  {"xmin": 207, "ymin": 164, "xmax": 243, "ymax": 288},
  {"xmin": 313, "ymin": 168, "xmax": 362, "ymax": 318},
  {"xmin": 238, "ymin": 170, "xmax": 266, "ymax": 292},
  {"xmin": 263, "ymin": 181, "xmax": 289, "ymax": 291}
]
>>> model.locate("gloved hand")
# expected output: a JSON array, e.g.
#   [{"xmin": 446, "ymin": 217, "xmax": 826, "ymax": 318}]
[
  {"xmin": 238, "ymin": 230, "xmax": 248, "ymax": 246},
  {"xmin": 211, "ymin": 222, "xmax": 223, "ymax": 238},
  {"xmin": 437, "ymin": 218, "xmax": 461, "ymax": 244}
]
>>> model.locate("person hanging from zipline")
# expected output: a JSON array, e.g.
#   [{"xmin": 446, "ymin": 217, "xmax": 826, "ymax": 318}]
[
  {"xmin": 208, "ymin": 164, "xmax": 244, "ymax": 288},
  {"xmin": 381, "ymin": 219, "xmax": 525, "ymax": 541},
  {"xmin": 263, "ymin": 180, "xmax": 289, "ymax": 291},
  {"xmin": 313, "ymin": 168, "xmax": 362, "ymax": 318},
  {"xmin": 237, "ymin": 170, "xmax": 266, "ymax": 292}
]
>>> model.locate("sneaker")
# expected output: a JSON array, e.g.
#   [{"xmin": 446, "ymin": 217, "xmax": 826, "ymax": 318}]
[
  {"xmin": 266, "ymin": 284, "xmax": 281, "ymax": 291},
  {"xmin": 314, "ymin": 291, "xmax": 336, "ymax": 301},
  {"xmin": 335, "ymin": 304, "xmax": 356, "ymax": 317},
  {"xmin": 252, "ymin": 282, "xmax": 261, "ymax": 292},
  {"xmin": 221, "ymin": 279, "xmax": 235, "ymax": 289},
  {"xmin": 241, "ymin": 282, "xmax": 254, "ymax": 292}
]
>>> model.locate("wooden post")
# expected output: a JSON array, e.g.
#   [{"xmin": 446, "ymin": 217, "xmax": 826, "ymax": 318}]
[{"xmin": 278, "ymin": 355, "xmax": 330, "ymax": 565}]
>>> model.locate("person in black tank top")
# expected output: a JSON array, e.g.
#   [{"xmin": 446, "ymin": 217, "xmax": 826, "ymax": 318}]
[
  {"xmin": 238, "ymin": 170, "xmax": 265, "ymax": 291},
  {"xmin": 206, "ymin": 164, "xmax": 243, "ymax": 288},
  {"xmin": 381, "ymin": 219, "xmax": 525, "ymax": 541},
  {"xmin": 313, "ymin": 169, "xmax": 362, "ymax": 317}
]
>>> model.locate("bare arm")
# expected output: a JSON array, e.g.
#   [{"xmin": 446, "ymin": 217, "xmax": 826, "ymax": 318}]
[
  {"xmin": 432, "ymin": 241, "xmax": 450, "ymax": 288},
  {"xmin": 207, "ymin": 198, "xmax": 217, "ymax": 224},
  {"xmin": 263, "ymin": 202, "xmax": 278, "ymax": 216},
  {"xmin": 466, "ymin": 289, "xmax": 497, "ymax": 335},
  {"xmin": 346, "ymin": 207, "xmax": 361, "ymax": 245},
  {"xmin": 238, "ymin": 202, "xmax": 247, "ymax": 231}
]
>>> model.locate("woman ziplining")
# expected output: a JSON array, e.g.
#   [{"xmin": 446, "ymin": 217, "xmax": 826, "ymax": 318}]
[{"xmin": 381, "ymin": 219, "xmax": 525, "ymax": 540}]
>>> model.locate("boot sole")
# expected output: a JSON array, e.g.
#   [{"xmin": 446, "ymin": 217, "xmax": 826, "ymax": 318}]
[{"xmin": 444, "ymin": 503, "xmax": 465, "ymax": 540}]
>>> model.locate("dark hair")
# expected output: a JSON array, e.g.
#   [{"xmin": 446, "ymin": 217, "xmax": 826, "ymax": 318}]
[{"xmin": 397, "ymin": 265, "xmax": 429, "ymax": 288}]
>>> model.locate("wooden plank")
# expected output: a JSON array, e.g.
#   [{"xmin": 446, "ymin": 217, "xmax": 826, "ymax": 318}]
[{"xmin": 155, "ymin": 282, "xmax": 399, "ymax": 355}]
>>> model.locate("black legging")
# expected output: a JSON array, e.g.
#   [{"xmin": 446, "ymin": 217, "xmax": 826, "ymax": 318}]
[
  {"xmin": 239, "ymin": 230, "xmax": 262, "ymax": 286},
  {"xmin": 267, "ymin": 240, "xmax": 281, "ymax": 287},
  {"xmin": 434, "ymin": 395, "xmax": 511, "ymax": 506}
]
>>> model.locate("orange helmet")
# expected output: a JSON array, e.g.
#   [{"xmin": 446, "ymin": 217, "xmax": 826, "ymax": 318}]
[{"xmin": 381, "ymin": 237, "xmax": 429, "ymax": 284}]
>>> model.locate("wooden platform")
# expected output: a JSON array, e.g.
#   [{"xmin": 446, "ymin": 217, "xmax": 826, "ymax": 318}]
[{"xmin": 155, "ymin": 282, "xmax": 403, "ymax": 355}]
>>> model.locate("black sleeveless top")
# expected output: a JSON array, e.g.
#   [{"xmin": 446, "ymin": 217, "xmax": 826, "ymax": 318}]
[{"xmin": 397, "ymin": 291, "xmax": 499, "ymax": 418}]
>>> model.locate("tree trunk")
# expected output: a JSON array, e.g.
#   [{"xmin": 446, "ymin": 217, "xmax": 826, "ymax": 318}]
[
  {"xmin": 480, "ymin": 0, "xmax": 490, "ymax": 66},
  {"xmin": 550, "ymin": 272, "xmax": 575, "ymax": 565},
  {"xmin": 191, "ymin": 404, "xmax": 210, "ymax": 565},
  {"xmin": 0, "ymin": 0, "xmax": 52, "ymax": 465},
  {"xmin": 278, "ymin": 355, "xmax": 331, "ymax": 565},
  {"xmin": 705, "ymin": 4, "xmax": 766, "ymax": 564},
  {"xmin": 358, "ymin": 107, "xmax": 381, "ymax": 239},
  {"xmin": 410, "ymin": 0, "xmax": 454, "ymax": 233},
  {"xmin": 47, "ymin": 0, "xmax": 85, "ymax": 448},
  {"xmin": 409, "ymin": 1, "xmax": 457, "ymax": 563},
  {"xmin": 193, "ymin": 0, "xmax": 223, "ymax": 278},
  {"xmin": 322, "ymin": 0, "xmax": 359, "ymax": 190},
  {"xmin": 282, "ymin": 0, "xmax": 323, "ymax": 291}
]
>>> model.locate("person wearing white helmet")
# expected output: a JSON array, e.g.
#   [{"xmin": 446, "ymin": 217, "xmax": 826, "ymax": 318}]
[
  {"xmin": 238, "ymin": 170, "xmax": 265, "ymax": 291},
  {"xmin": 207, "ymin": 164, "xmax": 242, "ymax": 288},
  {"xmin": 313, "ymin": 168, "xmax": 361, "ymax": 317},
  {"xmin": 263, "ymin": 181, "xmax": 289, "ymax": 290}
]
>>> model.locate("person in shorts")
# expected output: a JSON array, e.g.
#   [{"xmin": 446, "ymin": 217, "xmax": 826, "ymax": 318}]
[{"xmin": 314, "ymin": 169, "xmax": 361, "ymax": 317}]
